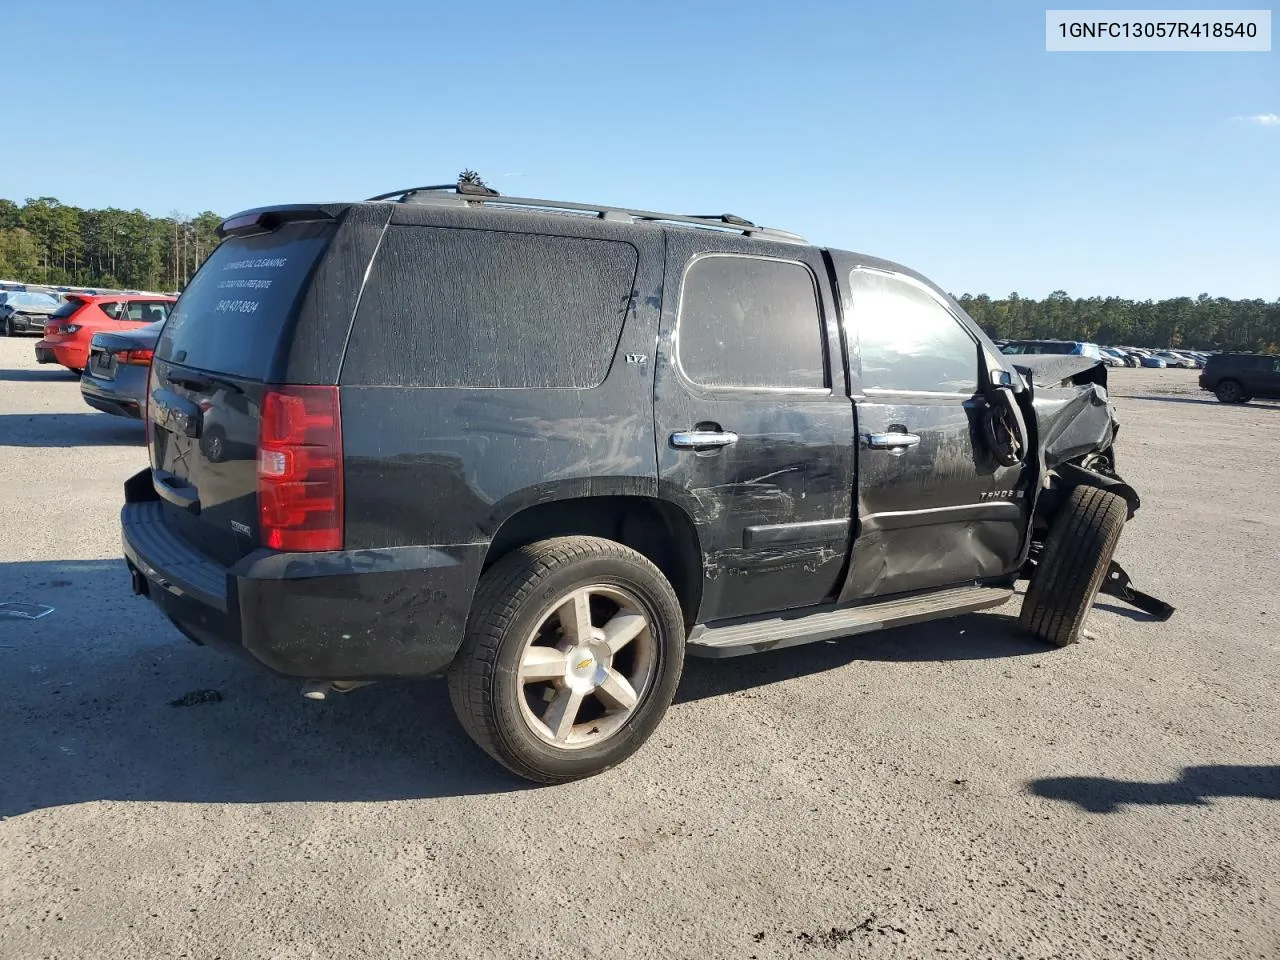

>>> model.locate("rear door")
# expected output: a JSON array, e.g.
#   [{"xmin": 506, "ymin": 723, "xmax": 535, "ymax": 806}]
[
  {"xmin": 148, "ymin": 219, "xmax": 336, "ymax": 564},
  {"xmin": 1247, "ymin": 356, "xmax": 1280, "ymax": 397},
  {"xmin": 652, "ymin": 235, "xmax": 856, "ymax": 622},
  {"xmin": 835, "ymin": 264, "xmax": 1028, "ymax": 601}
]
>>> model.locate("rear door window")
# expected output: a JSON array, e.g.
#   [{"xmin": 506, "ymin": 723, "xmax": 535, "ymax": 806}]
[
  {"xmin": 676, "ymin": 255, "xmax": 827, "ymax": 390},
  {"xmin": 156, "ymin": 220, "xmax": 333, "ymax": 379},
  {"xmin": 122, "ymin": 300, "xmax": 171, "ymax": 323},
  {"xmin": 342, "ymin": 226, "xmax": 638, "ymax": 389}
]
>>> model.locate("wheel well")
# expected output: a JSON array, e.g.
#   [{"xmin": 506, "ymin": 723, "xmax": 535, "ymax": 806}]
[{"xmin": 484, "ymin": 496, "xmax": 704, "ymax": 625}]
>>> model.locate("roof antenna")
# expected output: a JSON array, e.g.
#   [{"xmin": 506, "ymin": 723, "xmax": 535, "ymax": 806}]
[{"xmin": 457, "ymin": 169, "xmax": 499, "ymax": 198}]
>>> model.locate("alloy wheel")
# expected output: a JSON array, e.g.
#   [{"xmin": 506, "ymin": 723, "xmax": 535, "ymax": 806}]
[{"xmin": 515, "ymin": 584, "xmax": 657, "ymax": 749}]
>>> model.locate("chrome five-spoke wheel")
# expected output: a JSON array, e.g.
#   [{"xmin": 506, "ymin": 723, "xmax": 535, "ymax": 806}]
[
  {"xmin": 517, "ymin": 585, "xmax": 657, "ymax": 748},
  {"xmin": 448, "ymin": 536, "xmax": 686, "ymax": 783}
]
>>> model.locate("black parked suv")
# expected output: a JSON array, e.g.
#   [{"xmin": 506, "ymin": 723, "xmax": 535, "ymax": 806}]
[
  {"xmin": 121, "ymin": 177, "xmax": 1170, "ymax": 783},
  {"xmin": 1199, "ymin": 353, "xmax": 1280, "ymax": 403}
]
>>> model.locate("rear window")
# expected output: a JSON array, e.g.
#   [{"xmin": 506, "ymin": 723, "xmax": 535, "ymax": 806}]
[
  {"xmin": 51, "ymin": 298, "xmax": 86, "ymax": 319},
  {"xmin": 156, "ymin": 220, "xmax": 333, "ymax": 380},
  {"xmin": 342, "ymin": 226, "xmax": 638, "ymax": 389}
]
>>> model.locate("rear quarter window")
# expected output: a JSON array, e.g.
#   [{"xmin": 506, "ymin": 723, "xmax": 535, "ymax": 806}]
[
  {"xmin": 156, "ymin": 220, "xmax": 333, "ymax": 380},
  {"xmin": 341, "ymin": 226, "xmax": 638, "ymax": 389}
]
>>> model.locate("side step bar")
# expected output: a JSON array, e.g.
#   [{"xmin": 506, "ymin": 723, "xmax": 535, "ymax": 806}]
[{"xmin": 686, "ymin": 584, "xmax": 1015, "ymax": 659}]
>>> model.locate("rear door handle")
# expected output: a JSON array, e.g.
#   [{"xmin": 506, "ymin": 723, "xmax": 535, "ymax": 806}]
[
  {"xmin": 867, "ymin": 432, "xmax": 921, "ymax": 450},
  {"xmin": 671, "ymin": 430, "xmax": 739, "ymax": 449}
]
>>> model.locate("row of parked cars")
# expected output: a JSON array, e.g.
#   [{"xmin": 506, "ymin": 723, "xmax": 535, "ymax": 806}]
[
  {"xmin": 3, "ymin": 291, "xmax": 175, "ymax": 418},
  {"xmin": 993, "ymin": 338, "xmax": 1279, "ymax": 403},
  {"xmin": 994, "ymin": 339, "xmax": 1210, "ymax": 369}
]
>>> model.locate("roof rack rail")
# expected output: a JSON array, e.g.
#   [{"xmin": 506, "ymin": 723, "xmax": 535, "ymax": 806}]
[{"xmin": 363, "ymin": 183, "xmax": 807, "ymax": 244}]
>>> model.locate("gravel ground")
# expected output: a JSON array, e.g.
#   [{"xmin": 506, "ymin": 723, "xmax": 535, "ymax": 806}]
[{"xmin": 1, "ymin": 339, "xmax": 1277, "ymax": 960}]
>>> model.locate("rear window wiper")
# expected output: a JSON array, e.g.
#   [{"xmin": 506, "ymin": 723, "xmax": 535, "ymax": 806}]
[{"xmin": 163, "ymin": 370, "xmax": 244, "ymax": 395}]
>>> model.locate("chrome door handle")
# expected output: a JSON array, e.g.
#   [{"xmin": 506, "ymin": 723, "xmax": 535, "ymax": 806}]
[
  {"xmin": 867, "ymin": 432, "xmax": 921, "ymax": 449},
  {"xmin": 671, "ymin": 430, "xmax": 739, "ymax": 449}
]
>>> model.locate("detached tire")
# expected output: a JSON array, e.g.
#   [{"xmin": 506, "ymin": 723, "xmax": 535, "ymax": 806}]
[
  {"xmin": 1020, "ymin": 486, "xmax": 1127, "ymax": 647},
  {"xmin": 448, "ymin": 536, "xmax": 686, "ymax": 784}
]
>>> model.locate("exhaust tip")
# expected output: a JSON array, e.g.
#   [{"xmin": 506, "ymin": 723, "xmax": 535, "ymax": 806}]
[{"xmin": 300, "ymin": 679, "xmax": 373, "ymax": 700}]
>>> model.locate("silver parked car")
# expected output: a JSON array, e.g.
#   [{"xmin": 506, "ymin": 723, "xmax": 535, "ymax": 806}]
[
  {"xmin": 80, "ymin": 321, "xmax": 162, "ymax": 419},
  {"xmin": 0, "ymin": 290, "xmax": 62, "ymax": 336}
]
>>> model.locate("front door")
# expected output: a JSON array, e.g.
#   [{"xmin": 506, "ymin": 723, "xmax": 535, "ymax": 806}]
[
  {"xmin": 834, "ymin": 264, "xmax": 1029, "ymax": 601},
  {"xmin": 653, "ymin": 238, "xmax": 856, "ymax": 623}
]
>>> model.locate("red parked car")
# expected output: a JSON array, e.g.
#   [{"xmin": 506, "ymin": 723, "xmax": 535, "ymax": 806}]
[{"xmin": 36, "ymin": 294, "xmax": 176, "ymax": 373}]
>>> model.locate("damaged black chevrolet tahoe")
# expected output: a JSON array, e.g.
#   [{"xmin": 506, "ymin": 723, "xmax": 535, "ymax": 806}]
[{"xmin": 120, "ymin": 178, "xmax": 1173, "ymax": 783}]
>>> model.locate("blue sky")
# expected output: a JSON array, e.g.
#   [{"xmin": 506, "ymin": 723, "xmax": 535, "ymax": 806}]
[{"xmin": 4, "ymin": 0, "xmax": 1276, "ymax": 298}]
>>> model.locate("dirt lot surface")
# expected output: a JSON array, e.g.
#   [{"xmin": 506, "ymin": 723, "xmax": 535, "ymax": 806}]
[{"xmin": 2, "ymin": 338, "xmax": 1277, "ymax": 960}]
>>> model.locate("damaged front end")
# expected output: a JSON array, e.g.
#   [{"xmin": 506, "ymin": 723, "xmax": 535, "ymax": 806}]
[{"xmin": 1011, "ymin": 355, "xmax": 1175, "ymax": 621}]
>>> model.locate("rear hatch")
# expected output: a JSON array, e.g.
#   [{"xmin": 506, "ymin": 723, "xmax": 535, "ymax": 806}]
[
  {"xmin": 44, "ymin": 297, "xmax": 89, "ymax": 336},
  {"xmin": 148, "ymin": 218, "xmax": 337, "ymax": 565}
]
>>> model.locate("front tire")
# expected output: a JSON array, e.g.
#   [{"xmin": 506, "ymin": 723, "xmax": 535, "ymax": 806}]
[
  {"xmin": 448, "ymin": 536, "xmax": 686, "ymax": 784},
  {"xmin": 1020, "ymin": 485, "xmax": 1127, "ymax": 647}
]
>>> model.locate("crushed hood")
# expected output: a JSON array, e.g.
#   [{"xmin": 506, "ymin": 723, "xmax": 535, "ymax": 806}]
[
  {"xmin": 1010, "ymin": 354, "xmax": 1108, "ymax": 390},
  {"xmin": 1013, "ymin": 356, "xmax": 1119, "ymax": 469}
]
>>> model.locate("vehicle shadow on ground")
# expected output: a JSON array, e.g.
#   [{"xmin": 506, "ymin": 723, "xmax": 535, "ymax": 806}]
[
  {"xmin": 1131, "ymin": 395, "xmax": 1280, "ymax": 409},
  {"xmin": 1028, "ymin": 765, "xmax": 1280, "ymax": 813},
  {"xmin": 1, "ymin": 562, "xmax": 1053, "ymax": 816},
  {"xmin": 0, "ymin": 559, "xmax": 527, "ymax": 819},
  {"xmin": 677, "ymin": 611, "xmax": 1044, "ymax": 704},
  {"xmin": 0, "ymin": 412, "xmax": 144, "ymax": 447},
  {"xmin": 0, "ymin": 367, "xmax": 81, "ymax": 383},
  {"xmin": 1092, "ymin": 600, "xmax": 1161, "ymax": 623}
]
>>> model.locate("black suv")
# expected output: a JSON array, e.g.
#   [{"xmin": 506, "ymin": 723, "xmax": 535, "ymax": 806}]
[
  {"xmin": 121, "ymin": 178, "xmax": 1170, "ymax": 783},
  {"xmin": 1199, "ymin": 352, "xmax": 1280, "ymax": 403}
]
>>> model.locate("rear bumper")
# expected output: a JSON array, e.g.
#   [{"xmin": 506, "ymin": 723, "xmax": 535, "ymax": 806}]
[
  {"xmin": 35, "ymin": 339, "xmax": 86, "ymax": 368},
  {"xmin": 81, "ymin": 369, "xmax": 145, "ymax": 419},
  {"xmin": 120, "ymin": 470, "xmax": 486, "ymax": 679}
]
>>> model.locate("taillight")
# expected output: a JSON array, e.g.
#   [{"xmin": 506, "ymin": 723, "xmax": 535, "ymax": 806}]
[
  {"xmin": 119, "ymin": 348, "xmax": 154, "ymax": 366},
  {"xmin": 143, "ymin": 361, "xmax": 155, "ymax": 452},
  {"xmin": 257, "ymin": 385, "xmax": 343, "ymax": 553}
]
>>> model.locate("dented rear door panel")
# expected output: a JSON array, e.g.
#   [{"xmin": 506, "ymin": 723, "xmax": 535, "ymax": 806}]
[{"xmin": 654, "ymin": 233, "xmax": 856, "ymax": 622}]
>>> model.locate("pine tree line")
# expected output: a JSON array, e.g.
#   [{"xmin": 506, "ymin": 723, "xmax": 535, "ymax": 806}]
[
  {"xmin": 0, "ymin": 197, "xmax": 222, "ymax": 293},
  {"xmin": 2, "ymin": 197, "xmax": 1276, "ymax": 351}
]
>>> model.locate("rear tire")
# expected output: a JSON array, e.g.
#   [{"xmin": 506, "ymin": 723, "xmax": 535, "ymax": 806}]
[
  {"xmin": 448, "ymin": 536, "xmax": 686, "ymax": 784},
  {"xmin": 1215, "ymin": 379, "xmax": 1245, "ymax": 404},
  {"xmin": 1020, "ymin": 485, "xmax": 1127, "ymax": 647}
]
